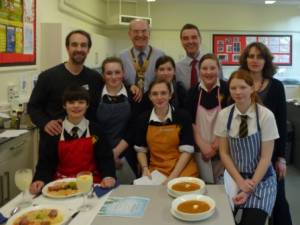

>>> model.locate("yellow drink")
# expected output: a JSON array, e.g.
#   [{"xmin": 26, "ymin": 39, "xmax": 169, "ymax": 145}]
[
  {"xmin": 15, "ymin": 169, "xmax": 32, "ymax": 191},
  {"xmin": 77, "ymin": 174, "xmax": 93, "ymax": 193}
]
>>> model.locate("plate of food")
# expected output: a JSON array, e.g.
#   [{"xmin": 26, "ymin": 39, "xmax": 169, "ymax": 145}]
[
  {"xmin": 7, "ymin": 204, "xmax": 71, "ymax": 225},
  {"xmin": 42, "ymin": 178, "xmax": 81, "ymax": 198},
  {"xmin": 171, "ymin": 194, "xmax": 215, "ymax": 221},
  {"xmin": 167, "ymin": 177, "xmax": 206, "ymax": 198}
]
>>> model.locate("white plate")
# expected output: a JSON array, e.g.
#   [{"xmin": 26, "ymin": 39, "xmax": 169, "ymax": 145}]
[
  {"xmin": 170, "ymin": 207, "xmax": 215, "ymax": 222},
  {"xmin": 167, "ymin": 177, "xmax": 206, "ymax": 198},
  {"xmin": 42, "ymin": 178, "xmax": 82, "ymax": 199},
  {"xmin": 171, "ymin": 194, "xmax": 216, "ymax": 221},
  {"xmin": 6, "ymin": 204, "xmax": 71, "ymax": 225}
]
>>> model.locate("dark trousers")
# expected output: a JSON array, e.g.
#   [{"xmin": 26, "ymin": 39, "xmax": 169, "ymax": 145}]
[
  {"xmin": 234, "ymin": 208, "xmax": 267, "ymax": 225},
  {"xmin": 269, "ymin": 178, "xmax": 293, "ymax": 225}
]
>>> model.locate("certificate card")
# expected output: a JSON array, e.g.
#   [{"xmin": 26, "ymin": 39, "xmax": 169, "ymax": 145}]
[{"xmin": 99, "ymin": 196, "xmax": 150, "ymax": 218}]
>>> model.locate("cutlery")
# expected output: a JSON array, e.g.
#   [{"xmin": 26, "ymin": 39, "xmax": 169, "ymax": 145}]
[
  {"xmin": 10, "ymin": 206, "xmax": 20, "ymax": 217},
  {"xmin": 64, "ymin": 211, "xmax": 80, "ymax": 225}
]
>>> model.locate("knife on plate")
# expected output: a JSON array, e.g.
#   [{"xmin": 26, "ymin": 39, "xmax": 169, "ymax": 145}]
[{"xmin": 64, "ymin": 211, "xmax": 80, "ymax": 225}]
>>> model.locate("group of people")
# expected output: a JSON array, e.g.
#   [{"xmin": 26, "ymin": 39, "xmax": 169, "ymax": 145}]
[{"xmin": 27, "ymin": 19, "xmax": 292, "ymax": 225}]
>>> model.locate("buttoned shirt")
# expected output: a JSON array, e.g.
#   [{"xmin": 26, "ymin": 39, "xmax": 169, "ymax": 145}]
[
  {"xmin": 214, "ymin": 103, "xmax": 279, "ymax": 141},
  {"xmin": 119, "ymin": 46, "xmax": 164, "ymax": 92},
  {"xmin": 101, "ymin": 84, "xmax": 128, "ymax": 98},
  {"xmin": 176, "ymin": 52, "xmax": 204, "ymax": 91},
  {"xmin": 62, "ymin": 117, "xmax": 89, "ymax": 138},
  {"xmin": 198, "ymin": 78, "xmax": 220, "ymax": 92}
]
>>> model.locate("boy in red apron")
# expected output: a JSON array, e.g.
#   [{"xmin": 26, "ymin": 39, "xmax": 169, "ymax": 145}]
[{"xmin": 30, "ymin": 85, "xmax": 116, "ymax": 194}]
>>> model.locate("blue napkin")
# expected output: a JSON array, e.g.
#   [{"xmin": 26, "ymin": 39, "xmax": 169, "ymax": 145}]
[
  {"xmin": 94, "ymin": 182, "xmax": 120, "ymax": 198},
  {"xmin": 0, "ymin": 213, "xmax": 8, "ymax": 224}
]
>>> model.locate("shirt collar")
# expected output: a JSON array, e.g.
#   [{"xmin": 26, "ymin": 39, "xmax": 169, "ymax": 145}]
[
  {"xmin": 101, "ymin": 84, "xmax": 128, "ymax": 98},
  {"xmin": 198, "ymin": 79, "xmax": 220, "ymax": 92},
  {"xmin": 184, "ymin": 51, "xmax": 202, "ymax": 64},
  {"xmin": 133, "ymin": 45, "xmax": 150, "ymax": 57},
  {"xmin": 63, "ymin": 117, "xmax": 89, "ymax": 135},
  {"xmin": 233, "ymin": 103, "xmax": 256, "ymax": 120},
  {"xmin": 149, "ymin": 104, "xmax": 173, "ymax": 122}
]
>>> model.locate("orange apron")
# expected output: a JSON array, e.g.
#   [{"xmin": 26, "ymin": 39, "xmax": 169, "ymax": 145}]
[{"xmin": 146, "ymin": 124, "xmax": 198, "ymax": 177}]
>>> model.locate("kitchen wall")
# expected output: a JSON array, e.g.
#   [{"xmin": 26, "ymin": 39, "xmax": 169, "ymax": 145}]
[{"xmin": 1, "ymin": 0, "xmax": 300, "ymax": 108}]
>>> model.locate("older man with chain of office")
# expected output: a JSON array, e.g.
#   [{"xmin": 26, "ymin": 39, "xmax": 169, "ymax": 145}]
[{"xmin": 119, "ymin": 19, "xmax": 164, "ymax": 93}]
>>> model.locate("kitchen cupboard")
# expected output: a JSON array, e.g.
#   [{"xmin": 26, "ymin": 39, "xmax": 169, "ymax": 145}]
[{"xmin": 0, "ymin": 130, "xmax": 36, "ymax": 206}]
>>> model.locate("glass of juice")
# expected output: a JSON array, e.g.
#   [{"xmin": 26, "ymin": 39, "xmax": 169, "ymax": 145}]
[
  {"xmin": 15, "ymin": 168, "xmax": 33, "ymax": 208},
  {"xmin": 76, "ymin": 171, "xmax": 93, "ymax": 211}
]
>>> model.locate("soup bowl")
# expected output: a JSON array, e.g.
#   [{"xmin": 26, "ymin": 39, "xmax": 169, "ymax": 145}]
[
  {"xmin": 171, "ymin": 194, "xmax": 216, "ymax": 221},
  {"xmin": 167, "ymin": 177, "xmax": 205, "ymax": 198}
]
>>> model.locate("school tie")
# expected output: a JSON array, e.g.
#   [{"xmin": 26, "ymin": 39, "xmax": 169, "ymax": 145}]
[
  {"xmin": 239, "ymin": 115, "xmax": 248, "ymax": 138},
  {"xmin": 138, "ymin": 52, "xmax": 144, "ymax": 67},
  {"xmin": 190, "ymin": 59, "xmax": 198, "ymax": 87},
  {"xmin": 71, "ymin": 126, "xmax": 79, "ymax": 139}
]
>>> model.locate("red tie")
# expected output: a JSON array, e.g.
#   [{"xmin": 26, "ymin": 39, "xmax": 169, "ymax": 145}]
[{"xmin": 190, "ymin": 59, "xmax": 198, "ymax": 87}]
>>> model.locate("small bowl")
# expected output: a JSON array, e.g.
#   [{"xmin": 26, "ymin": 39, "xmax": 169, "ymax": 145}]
[
  {"xmin": 167, "ymin": 177, "xmax": 205, "ymax": 198},
  {"xmin": 171, "ymin": 194, "xmax": 216, "ymax": 221}
]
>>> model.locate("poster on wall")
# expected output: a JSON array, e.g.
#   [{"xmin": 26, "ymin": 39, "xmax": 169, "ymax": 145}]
[
  {"xmin": 0, "ymin": 0, "xmax": 36, "ymax": 66},
  {"xmin": 213, "ymin": 34, "xmax": 292, "ymax": 66}
]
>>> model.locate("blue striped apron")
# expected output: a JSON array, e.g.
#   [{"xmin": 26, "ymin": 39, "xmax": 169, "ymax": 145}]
[{"xmin": 226, "ymin": 105, "xmax": 277, "ymax": 216}]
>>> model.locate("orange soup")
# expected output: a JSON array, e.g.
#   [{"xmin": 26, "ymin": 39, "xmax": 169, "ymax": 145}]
[
  {"xmin": 172, "ymin": 182, "xmax": 200, "ymax": 192},
  {"xmin": 177, "ymin": 200, "xmax": 210, "ymax": 214}
]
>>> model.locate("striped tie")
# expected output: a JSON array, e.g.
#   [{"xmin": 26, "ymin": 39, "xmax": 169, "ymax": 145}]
[
  {"xmin": 71, "ymin": 126, "xmax": 79, "ymax": 139},
  {"xmin": 239, "ymin": 115, "xmax": 248, "ymax": 138}
]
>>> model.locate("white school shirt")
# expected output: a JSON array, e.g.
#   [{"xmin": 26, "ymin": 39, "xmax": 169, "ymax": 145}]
[{"xmin": 214, "ymin": 103, "xmax": 279, "ymax": 141}]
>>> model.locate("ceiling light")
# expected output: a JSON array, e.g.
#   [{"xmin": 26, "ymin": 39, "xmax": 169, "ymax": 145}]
[
  {"xmin": 147, "ymin": 0, "xmax": 156, "ymax": 2},
  {"xmin": 265, "ymin": 1, "xmax": 276, "ymax": 4}
]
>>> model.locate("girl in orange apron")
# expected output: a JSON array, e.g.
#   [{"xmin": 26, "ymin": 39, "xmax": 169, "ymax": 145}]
[
  {"xmin": 134, "ymin": 79, "xmax": 198, "ymax": 183},
  {"xmin": 30, "ymin": 85, "xmax": 116, "ymax": 195}
]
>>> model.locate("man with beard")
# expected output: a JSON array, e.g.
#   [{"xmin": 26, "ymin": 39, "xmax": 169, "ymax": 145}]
[
  {"xmin": 119, "ymin": 19, "xmax": 164, "ymax": 93},
  {"xmin": 176, "ymin": 24, "xmax": 205, "ymax": 91},
  {"xmin": 28, "ymin": 30, "xmax": 102, "ymax": 137}
]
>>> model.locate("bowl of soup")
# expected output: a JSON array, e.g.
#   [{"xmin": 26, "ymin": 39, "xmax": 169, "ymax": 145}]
[
  {"xmin": 167, "ymin": 177, "xmax": 205, "ymax": 198},
  {"xmin": 171, "ymin": 194, "xmax": 216, "ymax": 221}
]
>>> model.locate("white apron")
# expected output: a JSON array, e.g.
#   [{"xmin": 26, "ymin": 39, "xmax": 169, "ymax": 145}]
[{"xmin": 195, "ymin": 87, "xmax": 224, "ymax": 183}]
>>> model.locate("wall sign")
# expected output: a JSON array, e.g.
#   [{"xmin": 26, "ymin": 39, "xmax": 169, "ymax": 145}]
[
  {"xmin": 213, "ymin": 34, "xmax": 292, "ymax": 66},
  {"xmin": 0, "ymin": 0, "xmax": 36, "ymax": 66}
]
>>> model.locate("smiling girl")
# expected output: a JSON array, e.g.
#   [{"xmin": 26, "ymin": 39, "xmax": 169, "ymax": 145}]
[
  {"xmin": 185, "ymin": 53, "xmax": 229, "ymax": 183},
  {"xmin": 96, "ymin": 57, "xmax": 139, "ymax": 183},
  {"xmin": 134, "ymin": 79, "xmax": 198, "ymax": 183}
]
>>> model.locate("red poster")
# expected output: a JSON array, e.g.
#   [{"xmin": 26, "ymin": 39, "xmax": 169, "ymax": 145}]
[{"xmin": 213, "ymin": 34, "xmax": 292, "ymax": 66}]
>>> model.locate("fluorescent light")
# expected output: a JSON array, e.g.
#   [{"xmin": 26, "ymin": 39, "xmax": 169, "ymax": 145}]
[
  {"xmin": 147, "ymin": 0, "xmax": 156, "ymax": 2},
  {"xmin": 265, "ymin": 1, "xmax": 276, "ymax": 4}
]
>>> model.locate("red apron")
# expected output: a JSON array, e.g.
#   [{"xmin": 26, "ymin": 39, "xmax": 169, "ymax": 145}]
[{"xmin": 54, "ymin": 127, "xmax": 102, "ymax": 183}]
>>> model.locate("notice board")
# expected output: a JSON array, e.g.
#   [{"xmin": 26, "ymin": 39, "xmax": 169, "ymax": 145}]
[
  {"xmin": 213, "ymin": 34, "xmax": 292, "ymax": 66},
  {"xmin": 0, "ymin": 0, "xmax": 36, "ymax": 66}
]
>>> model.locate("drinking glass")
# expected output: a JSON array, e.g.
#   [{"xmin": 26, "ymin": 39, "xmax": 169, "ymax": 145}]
[
  {"xmin": 76, "ymin": 171, "xmax": 93, "ymax": 211},
  {"xmin": 14, "ymin": 168, "xmax": 33, "ymax": 207}
]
